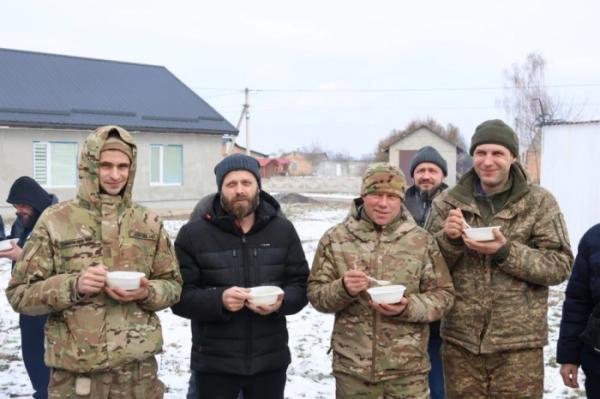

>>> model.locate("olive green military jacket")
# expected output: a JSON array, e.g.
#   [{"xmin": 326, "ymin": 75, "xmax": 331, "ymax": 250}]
[
  {"xmin": 6, "ymin": 126, "xmax": 182, "ymax": 373},
  {"xmin": 308, "ymin": 199, "xmax": 454, "ymax": 382},
  {"xmin": 425, "ymin": 163, "xmax": 573, "ymax": 354}
]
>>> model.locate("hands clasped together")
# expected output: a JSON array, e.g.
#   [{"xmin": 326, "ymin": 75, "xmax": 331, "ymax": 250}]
[
  {"xmin": 76, "ymin": 264, "xmax": 149, "ymax": 302},
  {"xmin": 222, "ymin": 286, "xmax": 283, "ymax": 316},
  {"xmin": 443, "ymin": 208, "xmax": 506, "ymax": 255},
  {"xmin": 343, "ymin": 270, "xmax": 408, "ymax": 316}
]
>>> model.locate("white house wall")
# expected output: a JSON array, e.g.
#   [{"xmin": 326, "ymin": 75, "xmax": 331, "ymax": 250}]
[
  {"xmin": 540, "ymin": 123, "xmax": 600, "ymax": 253},
  {"xmin": 388, "ymin": 128, "xmax": 457, "ymax": 186},
  {"xmin": 0, "ymin": 127, "xmax": 223, "ymax": 219}
]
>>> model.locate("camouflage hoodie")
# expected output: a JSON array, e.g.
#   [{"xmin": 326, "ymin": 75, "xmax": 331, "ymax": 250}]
[
  {"xmin": 307, "ymin": 199, "xmax": 454, "ymax": 382},
  {"xmin": 6, "ymin": 125, "xmax": 182, "ymax": 373},
  {"xmin": 425, "ymin": 162, "xmax": 573, "ymax": 354}
]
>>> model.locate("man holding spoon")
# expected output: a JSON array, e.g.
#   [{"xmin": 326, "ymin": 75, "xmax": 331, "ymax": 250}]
[
  {"xmin": 308, "ymin": 163, "xmax": 454, "ymax": 398},
  {"xmin": 426, "ymin": 119, "xmax": 573, "ymax": 398}
]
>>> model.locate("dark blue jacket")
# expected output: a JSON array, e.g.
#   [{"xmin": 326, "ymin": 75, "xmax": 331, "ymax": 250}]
[
  {"xmin": 0, "ymin": 215, "xmax": 5, "ymax": 240},
  {"xmin": 172, "ymin": 191, "xmax": 309, "ymax": 376},
  {"xmin": 557, "ymin": 224, "xmax": 600, "ymax": 374}
]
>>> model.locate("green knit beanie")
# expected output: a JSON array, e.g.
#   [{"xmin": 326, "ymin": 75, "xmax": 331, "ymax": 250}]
[{"xmin": 469, "ymin": 119, "xmax": 519, "ymax": 157}]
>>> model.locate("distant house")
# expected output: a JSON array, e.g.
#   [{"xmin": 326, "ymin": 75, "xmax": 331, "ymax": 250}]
[
  {"xmin": 0, "ymin": 48, "xmax": 237, "ymax": 218},
  {"xmin": 228, "ymin": 143, "xmax": 268, "ymax": 159},
  {"xmin": 316, "ymin": 160, "xmax": 370, "ymax": 177},
  {"xmin": 280, "ymin": 151, "xmax": 328, "ymax": 176},
  {"xmin": 381, "ymin": 126, "xmax": 458, "ymax": 186},
  {"xmin": 540, "ymin": 120, "xmax": 600, "ymax": 252}
]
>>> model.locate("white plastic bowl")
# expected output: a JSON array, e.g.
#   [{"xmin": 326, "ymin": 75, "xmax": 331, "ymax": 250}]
[
  {"xmin": 0, "ymin": 239, "xmax": 16, "ymax": 251},
  {"xmin": 106, "ymin": 271, "xmax": 145, "ymax": 290},
  {"xmin": 464, "ymin": 226, "xmax": 501, "ymax": 242},
  {"xmin": 249, "ymin": 286, "xmax": 284, "ymax": 306},
  {"xmin": 367, "ymin": 284, "xmax": 406, "ymax": 304}
]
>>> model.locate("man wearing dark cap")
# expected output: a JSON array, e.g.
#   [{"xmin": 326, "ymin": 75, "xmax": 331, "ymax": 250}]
[
  {"xmin": 308, "ymin": 163, "xmax": 454, "ymax": 398},
  {"xmin": 172, "ymin": 153, "xmax": 309, "ymax": 399},
  {"xmin": 426, "ymin": 119, "xmax": 573, "ymax": 398},
  {"xmin": 7, "ymin": 126, "xmax": 181, "ymax": 398},
  {"xmin": 404, "ymin": 146, "xmax": 448, "ymax": 399},
  {"xmin": 1, "ymin": 176, "xmax": 58, "ymax": 399}
]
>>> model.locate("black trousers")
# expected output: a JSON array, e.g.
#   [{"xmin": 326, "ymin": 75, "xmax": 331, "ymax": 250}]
[
  {"xmin": 584, "ymin": 370, "xmax": 600, "ymax": 398},
  {"xmin": 194, "ymin": 368, "xmax": 287, "ymax": 399}
]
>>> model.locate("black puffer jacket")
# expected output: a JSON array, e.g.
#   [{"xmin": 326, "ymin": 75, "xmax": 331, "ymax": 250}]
[
  {"xmin": 557, "ymin": 223, "xmax": 600, "ymax": 374},
  {"xmin": 171, "ymin": 191, "xmax": 309, "ymax": 375}
]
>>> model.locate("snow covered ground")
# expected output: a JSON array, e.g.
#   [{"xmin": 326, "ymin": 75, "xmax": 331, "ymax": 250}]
[{"xmin": 0, "ymin": 202, "xmax": 587, "ymax": 398}]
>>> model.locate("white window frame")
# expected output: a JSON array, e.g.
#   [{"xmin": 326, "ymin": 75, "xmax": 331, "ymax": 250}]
[
  {"xmin": 150, "ymin": 144, "xmax": 183, "ymax": 186},
  {"xmin": 33, "ymin": 141, "xmax": 78, "ymax": 188}
]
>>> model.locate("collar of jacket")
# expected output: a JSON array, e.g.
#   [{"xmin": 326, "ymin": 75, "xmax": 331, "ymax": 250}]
[
  {"xmin": 442, "ymin": 162, "xmax": 530, "ymax": 217},
  {"xmin": 206, "ymin": 190, "xmax": 281, "ymax": 235},
  {"xmin": 344, "ymin": 197, "xmax": 417, "ymax": 243}
]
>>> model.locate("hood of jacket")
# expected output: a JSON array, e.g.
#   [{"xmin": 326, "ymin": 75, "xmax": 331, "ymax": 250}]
[{"xmin": 77, "ymin": 125, "xmax": 137, "ymax": 211}]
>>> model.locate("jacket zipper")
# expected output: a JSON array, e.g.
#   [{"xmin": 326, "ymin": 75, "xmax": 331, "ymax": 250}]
[
  {"xmin": 371, "ymin": 233, "xmax": 381, "ymax": 381},
  {"xmin": 242, "ymin": 234, "xmax": 252, "ymax": 374}
]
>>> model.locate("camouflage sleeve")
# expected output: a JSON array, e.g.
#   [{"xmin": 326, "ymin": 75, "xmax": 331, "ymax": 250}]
[
  {"xmin": 138, "ymin": 222, "xmax": 182, "ymax": 312},
  {"xmin": 425, "ymin": 197, "xmax": 466, "ymax": 270},
  {"xmin": 495, "ymin": 191, "xmax": 573, "ymax": 286},
  {"xmin": 396, "ymin": 237, "xmax": 455, "ymax": 323},
  {"xmin": 307, "ymin": 233, "xmax": 357, "ymax": 313},
  {"xmin": 6, "ymin": 216, "xmax": 79, "ymax": 315}
]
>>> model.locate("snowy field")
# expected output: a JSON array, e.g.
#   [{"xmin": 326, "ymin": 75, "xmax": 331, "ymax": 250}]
[{"xmin": 0, "ymin": 201, "xmax": 587, "ymax": 398}]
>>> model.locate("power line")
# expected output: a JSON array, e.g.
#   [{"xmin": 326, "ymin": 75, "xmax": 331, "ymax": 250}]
[{"xmin": 191, "ymin": 83, "xmax": 600, "ymax": 93}]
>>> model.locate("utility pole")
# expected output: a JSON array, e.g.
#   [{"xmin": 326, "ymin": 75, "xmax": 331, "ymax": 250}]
[{"xmin": 236, "ymin": 88, "xmax": 251, "ymax": 155}]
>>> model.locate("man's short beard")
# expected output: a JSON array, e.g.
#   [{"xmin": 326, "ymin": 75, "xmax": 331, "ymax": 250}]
[{"xmin": 221, "ymin": 191, "xmax": 260, "ymax": 220}]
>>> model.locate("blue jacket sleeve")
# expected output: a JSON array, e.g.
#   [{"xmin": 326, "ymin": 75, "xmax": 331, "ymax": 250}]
[{"xmin": 557, "ymin": 225, "xmax": 598, "ymax": 365}]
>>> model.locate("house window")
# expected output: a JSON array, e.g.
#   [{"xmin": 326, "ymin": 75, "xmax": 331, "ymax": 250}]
[
  {"xmin": 150, "ymin": 144, "xmax": 183, "ymax": 185},
  {"xmin": 33, "ymin": 141, "xmax": 78, "ymax": 187}
]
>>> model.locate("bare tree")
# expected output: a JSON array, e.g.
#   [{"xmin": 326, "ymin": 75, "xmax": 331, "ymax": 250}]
[{"xmin": 501, "ymin": 52, "xmax": 581, "ymax": 182}]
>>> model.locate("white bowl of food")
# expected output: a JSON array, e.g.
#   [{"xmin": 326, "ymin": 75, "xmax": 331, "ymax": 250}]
[
  {"xmin": 0, "ymin": 239, "xmax": 16, "ymax": 251},
  {"xmin": 463, "ymin": 226, "xmax": 501, "ymax": 242},
  {"xmin": 106, "ymin": 271, "xmax": 145, "ymax": 290},
  {"xmin": 249, "ymin": 286, "xmax": 284, "ymax": 306},
  {"xmin": 367, "ymin": 284, "xmax": 406, "ymax": 304}
]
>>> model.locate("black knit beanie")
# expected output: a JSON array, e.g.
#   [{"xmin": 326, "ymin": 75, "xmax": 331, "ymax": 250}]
[
  {"xmin": 409, "ymin": 146, "xmax": 447, "ymax": 177},
  {"xmin": 214, "ymin": 153, "xmax": 261, "ymax": 190},
  {"xmin": 470, "ymin": 119, "xmax": 519, "ymax": 156},
  {"xmin": 6, "ymin": 176, "xmax": 53, "ymax": 214}
]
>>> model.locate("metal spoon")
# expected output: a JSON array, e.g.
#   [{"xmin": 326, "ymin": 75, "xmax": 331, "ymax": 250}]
[
  {"xmin": 463, "ymin": 220, "xmax": 472, "ymax": 230},
  {"xmin": 367, "ymin": 276, "xmax": 391, "ymax": 286}
]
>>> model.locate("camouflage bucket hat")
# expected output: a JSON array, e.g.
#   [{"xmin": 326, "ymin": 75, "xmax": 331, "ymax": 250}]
[{"xmin": 361, "ymin": 163, "xmax": 407, "ymax": 199}]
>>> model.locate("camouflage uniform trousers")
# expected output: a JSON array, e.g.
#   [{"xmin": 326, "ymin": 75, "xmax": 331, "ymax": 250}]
[
  {"xmin": 48, "ymin": 356, "xmax": 164, "ymax": 399},
  {"xmin": 442, "ymin": 341, "xmax": 543, "ymax": 399},
  {"xmin": 335, "ymin": 372, "xmax": 429, "ymax": 399}
]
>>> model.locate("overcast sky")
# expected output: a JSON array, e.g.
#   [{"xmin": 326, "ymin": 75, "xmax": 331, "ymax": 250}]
[{"xmin": 2, "ymin": 1, "xmax": 599, "ymax": 157}]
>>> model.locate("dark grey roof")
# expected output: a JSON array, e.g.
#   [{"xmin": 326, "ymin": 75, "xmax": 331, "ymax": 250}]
[{"xmin": 0, "ymin": 48, "xmax": 237, "ymax": 135}]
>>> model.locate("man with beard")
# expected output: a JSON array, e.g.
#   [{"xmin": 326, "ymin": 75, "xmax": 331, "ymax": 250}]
[
  {"xmin": 172, "ymin": 153, "xmax": 309, "ymax": 399},
  {"xmin": 404, "ymin": 146, "xmax": 448, "ymax": 399},
  {"xmin": 0, "ymin": 176, "xmax": 58, "ymax": 399}
]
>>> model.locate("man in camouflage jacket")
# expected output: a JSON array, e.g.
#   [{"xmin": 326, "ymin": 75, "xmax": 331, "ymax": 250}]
[
  {"xmin": 308, "ymin": 164, "xmax": 454, "ymax": 399},
  {"xmin": 425, "ymin": 119, "xmax": 573, "ymax": 398},
  {"xmin": 6, "ymin": 125, "xmax": 182, "ymax": 399}
]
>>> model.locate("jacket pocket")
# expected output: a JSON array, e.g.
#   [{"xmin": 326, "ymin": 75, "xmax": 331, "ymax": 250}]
[{"xmin": 56, "ymin": 235, "xmax": 101, "ymax": 273}]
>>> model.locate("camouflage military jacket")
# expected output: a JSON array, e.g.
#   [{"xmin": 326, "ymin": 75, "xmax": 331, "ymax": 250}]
[
  {"xmin": 307, "ymin": 199, "xmax": 454, "ymax": 382},
  {"xmin": 425, "ymin": 163, "xmax": 573, "ymax": 354},
  {"xmin": 6, "ymin": 126, "xmax": 182, "ymax": 373}
]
